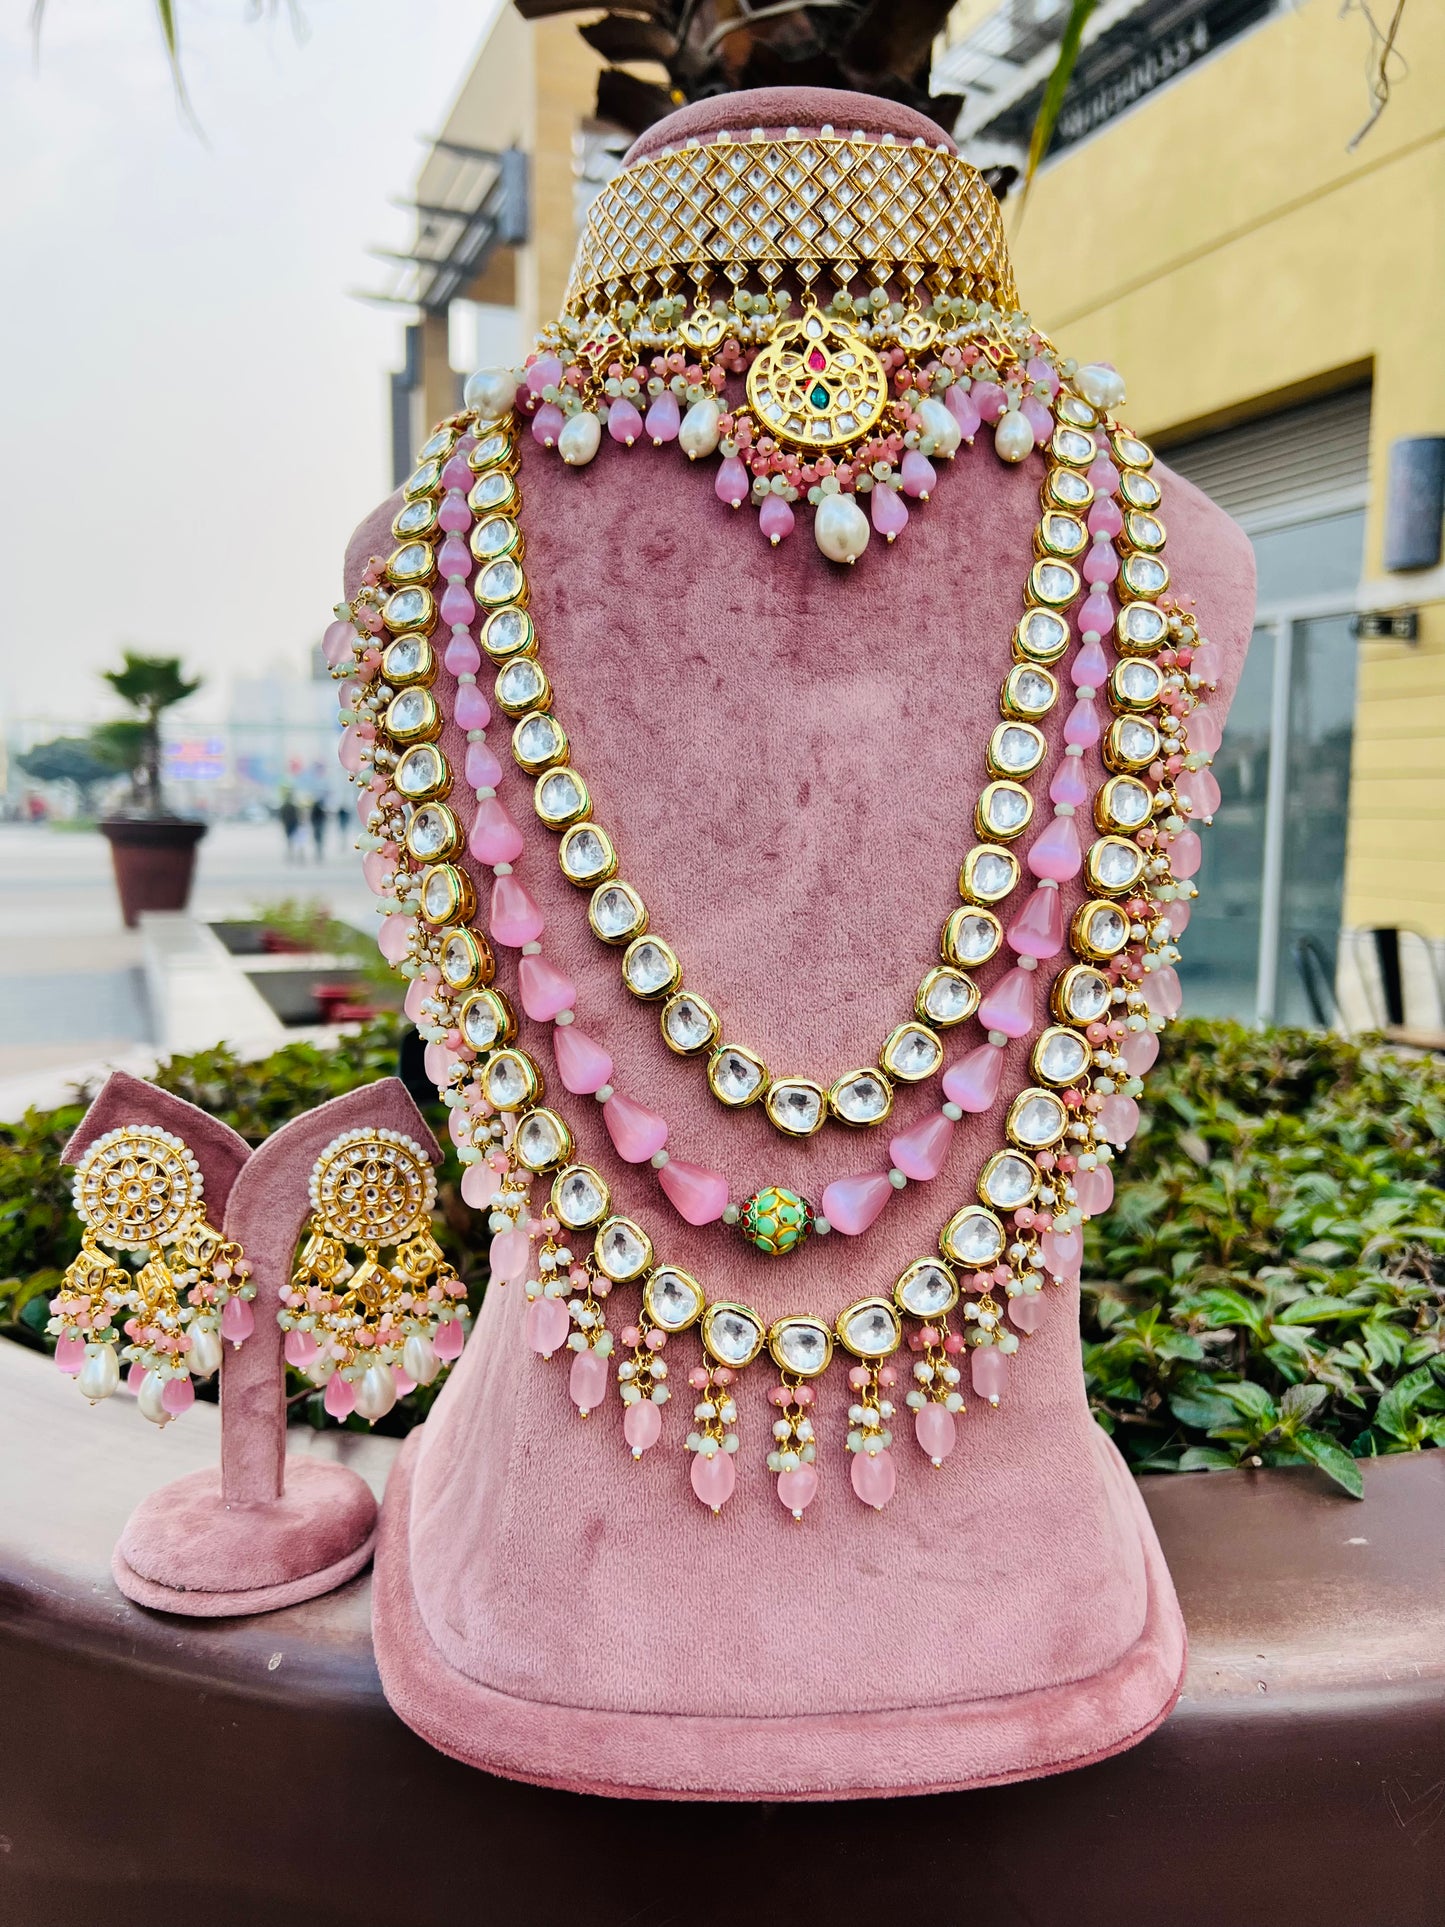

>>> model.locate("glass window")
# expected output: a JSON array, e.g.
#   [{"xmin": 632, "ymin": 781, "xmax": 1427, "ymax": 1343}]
[{"xmin": 1252, "ymin": 509, "xmax": 1366, "ymax": 606}]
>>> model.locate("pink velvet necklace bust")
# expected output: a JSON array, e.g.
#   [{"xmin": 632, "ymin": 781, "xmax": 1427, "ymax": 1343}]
[{"xmin": 353, "ymin": 86, "xmax": 1257, "ymax": 1800}]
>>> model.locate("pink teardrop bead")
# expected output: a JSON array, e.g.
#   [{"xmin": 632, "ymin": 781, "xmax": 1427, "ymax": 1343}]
[
  {"xmin": 434, "ymin": 1317, "xmax": 465, "ymax": 1362},
  {"xmin": 901, "ymin": 450, "xmax": 936, "ymax": 498},
  {"xmin": 322, "ymin": 619, "xmax": 355, "ymax": 667},
  {"xmin": 525, "ymin": 355, "xmax": 562, "ymax": 396},
  {"xmin": 1143, "ymin": 965, "xmax": 1183, "ymax": 1018},
  {"xmin": 440, "ymin": 454, "xmax": 472, "ymax": 491},
  {"xmin": 284, "ymin": 1329, "xmax": 318, "ymax": 1369},
  {"xmin": 465, "ymin": 740, "xmax": 503, "ymax": 789},
  {"xmin": 820, "ymin": 1169, "xmax": 894, "ymax": 1236},
  {"xmin": 1082, "ymin": 543, "xmax": 1119, "ymax": 586},
  {"xmin": 715, "ymin": 455, "xmax": 749, "ymax": 507},
  {"xmin": 324, "ymin": 1372, "xmax": 356, "ymax": 1420},
  {"xmin": 530, "ymin": 402, "xmax": 565, "ymax": 448},
  {"xmin": 1087, "ymin": 454, "xmax": 1120, "ymax": 492},
  {"xmin": 1098, "ymin": 1094, "xmax": 1141, "ymax": 1146},
  {"xmin": 1071, "ymin": 637, "xmax": 1110, "ymax": 687},
  {"xmin": 1027, "ymin": 815, "xmax": 1082, "ymax": 882},
  {"xmin": 914, "ymin": 1403, "xmax": 957, "ymax": 1466},
  {"xmin": 220, "ymin": 1297, "xmax": 254, "ymax": 1345},
  {"xmin": 942, "ymin": 1042, "xmax": 1006, "ymax": 1112},
  {"xmin": 1167, "ymin": 897, "xmax": 1193, "ymax": 936},
  {"xmin": 55, "ymin": 1333, "xmax": 86, "ymax": 1375},
  {"xmin": 518, "ymin": 954, "xmax": 575, "ymax": 1022},
  {"xmin": 1192, "ymin": 642, "xmax": 1224, "ymax": 685},
  {"xmin": 161, "ymin": 1374, "xmax": 195, "ymax": 1417},
  {"xmin": 1021, "ymin": 394, "xmax": 1054, "ymax": 444},
  {"xmin": 658, "ymin": 1158, "xmax": 730, "ymax": 1226},
  {"xmin": 602, "ymin": 1091, "xmax": 669, "ymax": 1164},
  {"xmin": 1121, "ymin": 1027, "xmax": 1160, "ymax": 1075},
  {"xmin": 1064, "ymin": 697, "xmax": 1102, "ymax": 748},
  {"xmin": 1187, "ymin": 705, "xmax": 1223, "ymax": 755},
  {"xmin": 978, "ymin": 966, "xmax": 1035, "ymax": 1038},
  {"xmin": 489, "ymin": 873, "xmax": 544, "ymax": 946},
  {"xmin": 127, "ymin": 1362, "xmax": 146, "ymax": 1394},
  {"xmin": 437, "ymin": 534, "xmax": 472, "ymax": 577},
  {"xmin": 362, "ymin": 850, "xmax": 390, "ymax": 896},
  {"xmin": 971, "ymin": 1346, "xmax": 1009, "ymax": 1405},
  {"xmin": 971, "ymin": 379, "xmax": 1006, "ymax": 423},
  {"xmin": 403, "ymin": 974, "xmax": 431, "ymax": 1020},
  {"xmin": 776, "ymin": 1464, "xmax": 819, "ymax": 1517},
  {"xmin": 945, "ymin": 383, "xmax": 981, "ymax": 441},
  {"xmin": 1007, "ymin": 884, "xmax": 1065, "ymax": 960},
  {"xmin": 1171, "ymin": 829, "xmax": 1203, "ymax": 878},
  {"xmin": 455, "ymin": 683, "xmax": 490, "ymax": 730},
  {"xmin": 691, "ymin": 1450, "xmax": 736, "ymax": 1513},
  {"xmin": 337, "ymin": 724, "xmax": 363, "ymax": 774},
  {"xmin": 441, "ymin": 583, "xmax": 477, "ymax": 628},
  {"xmin": 871, "ymin": 485, "xmax": 909, "ymax": 540},
  {"xmin": 423, "ymin": 1041, "xmax": 455, "ymax": 1089},
  {"xmin": 624, "ymin": 1399, "xmax": 663, "ymax": 1457},
  {"xmin": 1026, "ymin": 355, "xmax": 1060, "ymax": 398},
  {"xmin": 569, "ymin": 1348, "xmax": 609, "ymax": 1415},
  {"xmin": 645, "ymin": 390, "xmax": 680, "ymax": 444},
  {"xmin": 1087, "ymin": 497, "xmax": 1124, "ymax": 538},
  {"xmin": 438, "ymin": 491, "xmax": 471, "ymax": 532},
  {"xmin": 460, "ymin": 1161, "xmax": 493, "ymax": 1209},
  {"xmin": 1040, "ymin": 1227, "xmax": 1083, "ymax": 1279},
  {"xmin": 394, "ymin": 1370, "xmax": 416, "ymax": 1399},
  {"xmin": 1074, "ymin": 1164, "xmax": 1115, "ymax": 1214},
  {"xmin": 493, "ymin": 1225, "xmax": 531, "ymax": 1287},
  {"xmin": 1078, "ymin": 591, "xmax": 1115, "ymax": 635},
  {"xmin": 1049, "ymin": 759, "xmax": 1090, "ymax": 808},
  {"xmin": 525, "ymin": 1296, "xmax": 570, "ymax": 1358},
  {"xmin": 377, "ymin": 913, "xmax": 411, "ymax": 964},
  {"xmin": 1009, "ymin": 1293, "xmax": 1046, "ymax": 1334},
  {"xmin": 448, "ymin": 1104, "xmax": 472, "ymax": 1146},
  {"xmin": 758, "ymin": 494, "xmax": 795, "ymax": 544},
  {"xmin": 850, "ymin": 1448, "xmax": 896, "ymax": 1510},
  {"xmin": 469, "ymin": 796, "xmax": 523, "ymax": 864},
  {"xmin": 607, "ymin": 397, "xmax": 644, "ymax": 445},
  {"xmin": 1177, "ymin": 767, "xmax": 1222, "ymax": 819},
  {"xmin": 889, "ymin": 1110, "xmax": 954, "ymax": 1182},
  {"xmin": 553, "ymin": 1024, "xmax": 613, "ymax": 1095},
  {"xmin": 444, "ymin": 633, "xmax": 481, "ymax": 676}
]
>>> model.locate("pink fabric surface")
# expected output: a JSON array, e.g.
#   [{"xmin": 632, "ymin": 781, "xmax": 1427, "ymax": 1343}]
[
  {"xmin": 218, "ymin": 1077, "xmax": 440, "ymax": 1505},
  {"xmin": 623, "ymin": 87, "xmax": 958, "ymax": 162},
  {"xmin": 351, "ymin": 85, "xmax": 1256, "ymax": 1794},
  {"xmin": 374, "ymin": 1409, "xmax": 1184, "ymax": 1799},
  {"xmin": 62, "ymin": 1071, "xmax": 249, "ymax": 1214},
  {"xmin": 115, "ymin": 1457, "xmax": 376, "ymax": 1602}
]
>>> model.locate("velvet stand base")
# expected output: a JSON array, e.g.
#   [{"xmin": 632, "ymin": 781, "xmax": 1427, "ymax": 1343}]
[
  {"xmin": 112, "ymin": 1458, "xmax": 378, "ymax": 1618},
  {"xmin": 373, "ymin": 1421, "xmax": 1185, "ymax": 1801}
]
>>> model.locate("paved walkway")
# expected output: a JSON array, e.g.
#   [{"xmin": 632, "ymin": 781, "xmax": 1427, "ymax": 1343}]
[{"xmin": 0, "ymin": 822, "xmax": 374, "ymax": 1112}]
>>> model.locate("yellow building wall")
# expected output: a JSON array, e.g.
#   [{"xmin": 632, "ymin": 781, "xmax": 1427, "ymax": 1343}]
[{"xmin": 1007, "ymin": 0, "xmax": 1445, "ymax": 933}]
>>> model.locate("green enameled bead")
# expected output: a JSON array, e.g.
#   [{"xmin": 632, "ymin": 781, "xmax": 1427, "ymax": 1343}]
[{"xmin": 740, "ymin": 1185, "xmax": 814, "ymax": 1256}]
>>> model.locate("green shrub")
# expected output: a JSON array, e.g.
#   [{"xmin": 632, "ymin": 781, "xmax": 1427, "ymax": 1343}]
[{"xmin": 5, "ymin": 1018, "xmax": 1444, "ymax": 1483}]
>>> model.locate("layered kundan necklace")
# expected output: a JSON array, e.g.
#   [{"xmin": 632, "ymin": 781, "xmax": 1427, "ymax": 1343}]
[{"xmin": 319, "ymin": 127, "xmax": 1225, "ymax": 1518}]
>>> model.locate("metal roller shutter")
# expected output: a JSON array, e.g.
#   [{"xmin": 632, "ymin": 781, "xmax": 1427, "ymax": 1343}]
[{"xmin": 1160, "ymin": 387, "xmax": 1372, "ymax": 529}]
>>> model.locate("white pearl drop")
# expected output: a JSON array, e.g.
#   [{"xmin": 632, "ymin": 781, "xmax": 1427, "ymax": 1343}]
[
  {"xmin": 995, "ymin": 410, "xmax": 1035, "ymax": 463},
  {"xmin": 463, "ymin": 366, "xmax": 517, "ymax": 418},
  {"xmin": 187, "ymin": 1325, "xmax": 223, "ymax": 1379},
  {"xmin": 814, "ymin": 492, "xmax": 870, "ymax": 564},
  {"xmin": 138, "ymin": 1371, "xmax": 171, "ymax": 1427},
  {"xmin": 402, "ymin": 1333, "xmax": 442, "ymax": 1387},
  {"xmin": 1076, "ymin": 363, "xmax": 1127, "ymax": 410},
  {"xmin": 354, "ymin": 1363, "xmax": 398, "ymax": 1423},
  {"xmin": 916, "ymin": 396, "xmax": 962, "ymax": 458},
  {"xmin": 678, "ymin": 396, "xmax": 722, "ymax": 459},
  {"xmin": 558, "ymin": 411, "xmax": 601, "ymax": 467},
  {"xmin": 77, "ymin": 1342, "xmax": 119, "ymax": 1403}
]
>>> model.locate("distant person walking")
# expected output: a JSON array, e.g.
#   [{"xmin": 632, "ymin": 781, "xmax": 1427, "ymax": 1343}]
[
  {"xmin": 279, "ymin": 793, "xmax": 301, "ymax": 863},
  {"xmin": 309, "ymin": 796, "xmax": 328, "ymax": 862}
]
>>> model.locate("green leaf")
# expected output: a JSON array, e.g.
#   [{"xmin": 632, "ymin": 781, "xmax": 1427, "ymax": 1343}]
[
  {"xmin": 1373, "ymin": 1364, "xmax": 1438, "ymax": 1441},
  {"xmin": 1219, "ymin": 1380, "xmax": 1278, "ymax": 1423},
  {"xmin": 1019, "ymin": 0, "xmax": 1099, "ymax": 202},
  {"xmin": 1296, "ymin": 1430, "xmax": 1365, "ymax": 1499},
  {"xmin": 1168, "ymin": 1388, "xmax": 1238, "ymax": 1431},
  {"xmin": 1177, "ymin": 1446, "xmax": 1237, "ymax": 1471},
  {"xmin": 1279, "ymin": 1382, "xmax": 1328, "ymax": 1424}
]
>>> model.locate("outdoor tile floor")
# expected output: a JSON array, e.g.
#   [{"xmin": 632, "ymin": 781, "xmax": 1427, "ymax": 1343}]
[{"xmin": 0, "ymin": 822, "xmax": 374, "ymax": 1113}]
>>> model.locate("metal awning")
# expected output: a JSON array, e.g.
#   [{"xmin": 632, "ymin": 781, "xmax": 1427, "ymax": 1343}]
[{"xmin": 360, "ymin": 141, "xmax": 528, "ymax": 315}]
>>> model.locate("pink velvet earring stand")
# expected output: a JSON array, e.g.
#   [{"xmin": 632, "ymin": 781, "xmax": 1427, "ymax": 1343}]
[
  {"xmin": 353, "ymin": 85, "xmax": 1258, "ymax": 1799},
  {"xmin": 64, "ymin": 1072, "xmax": 440, "ymax": 1617}
]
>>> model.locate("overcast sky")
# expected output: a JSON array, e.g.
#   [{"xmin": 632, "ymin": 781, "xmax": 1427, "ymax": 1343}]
[{"xmin": 0, "ymin": 0, "xmax": 500, "ymax": 730}]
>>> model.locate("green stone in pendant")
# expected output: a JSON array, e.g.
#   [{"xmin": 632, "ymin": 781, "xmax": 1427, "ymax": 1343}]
[
  {"xmin": 809, "ymin": 383, "xmax": 829, "ymax": 409},
  {"xmin": 741, "ymin": 1185, "xmax": 814, "ymax": 1256}
]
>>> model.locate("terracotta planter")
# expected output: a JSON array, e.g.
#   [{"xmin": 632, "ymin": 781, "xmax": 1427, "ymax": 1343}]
[{"xmin": 99, "ymin": 817, "xmax": 207, "ymax": 927}]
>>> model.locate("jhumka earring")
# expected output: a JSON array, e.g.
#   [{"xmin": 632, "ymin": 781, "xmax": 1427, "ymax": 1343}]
[
  {"xmin": 49, "ymin": 1126, "xmax": 255, "ymax": 1423},
  {"xmin": 278, "ymin": 1128, "xmax": 468, "ymax": 1425}
]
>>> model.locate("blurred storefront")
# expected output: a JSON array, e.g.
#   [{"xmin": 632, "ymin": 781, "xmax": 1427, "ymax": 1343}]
[{"xmin": 373, "ymin": 0, "xmax": 1444, "ymax": 1030}]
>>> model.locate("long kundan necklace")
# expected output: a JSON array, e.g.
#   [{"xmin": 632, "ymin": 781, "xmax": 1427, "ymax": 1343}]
[{"xmin": 318, "ymin": 128, "xmax": 1225, "ymax": 1517}]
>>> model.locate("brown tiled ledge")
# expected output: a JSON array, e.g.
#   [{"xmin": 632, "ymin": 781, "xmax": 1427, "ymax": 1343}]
[{"xmin": 4, "ymin": 1338, "xmax": 1443, "ymax": 1927}]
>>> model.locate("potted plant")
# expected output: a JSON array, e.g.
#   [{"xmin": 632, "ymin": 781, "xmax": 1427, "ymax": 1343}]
[{"xmin": 95, "ymin": 652, "xmax": 207, "ymax": 928}]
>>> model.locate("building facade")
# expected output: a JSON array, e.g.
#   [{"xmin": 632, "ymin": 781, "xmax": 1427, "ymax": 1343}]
[{"xmin": 379, "ymin": 0, "xmax": 1444, "ymax": 1029}]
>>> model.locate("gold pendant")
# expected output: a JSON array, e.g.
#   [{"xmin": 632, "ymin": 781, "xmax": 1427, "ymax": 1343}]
[{"xmin": 745, "ymin": 305, "xmax": 888, "ymax": 453}]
